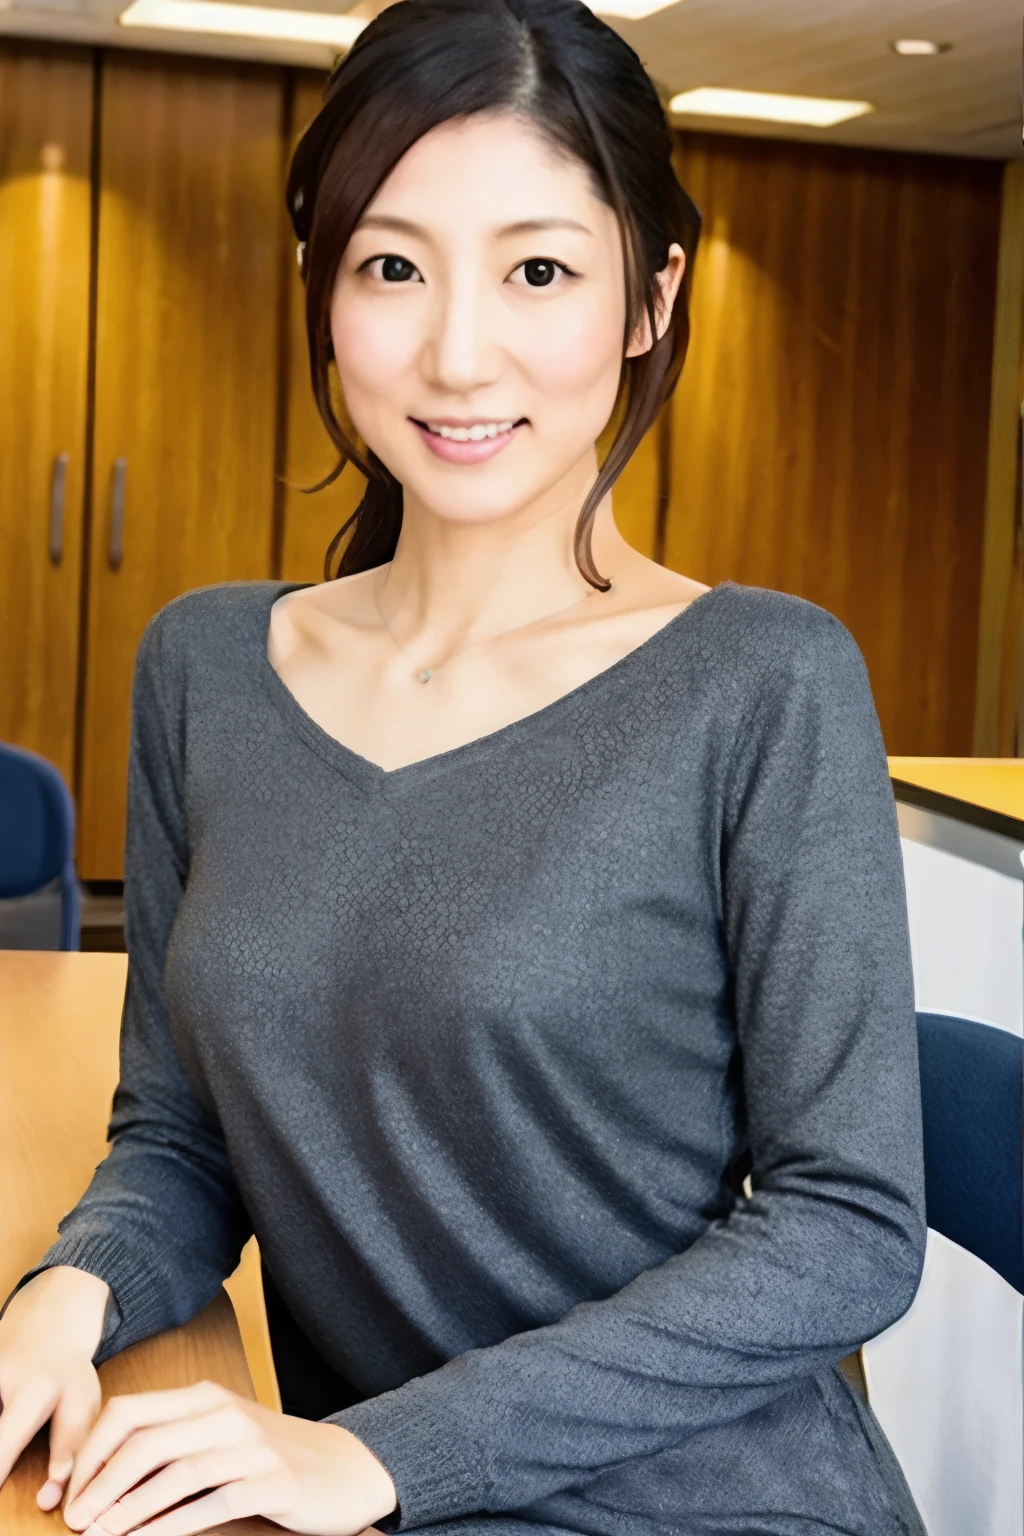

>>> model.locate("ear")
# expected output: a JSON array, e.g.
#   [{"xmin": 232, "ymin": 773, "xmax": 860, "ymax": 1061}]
[{"xmin": 625, "ymin": 243, "xmax": 686, "ymax": 359}]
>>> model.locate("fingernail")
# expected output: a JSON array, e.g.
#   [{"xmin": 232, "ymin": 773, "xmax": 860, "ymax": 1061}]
[{"xmin": 37, "ymin": 1479, "xmax": 62, "ymax": 1510}]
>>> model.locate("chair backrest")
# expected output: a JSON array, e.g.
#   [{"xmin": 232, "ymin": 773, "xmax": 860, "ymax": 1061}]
[
  {"xmin": 917, "ymin": 1010, "xmax": 1023, "ymax": 1294},
  {"xmin": 0, "ymin": 742, "xmax": 80, "ymax": 950}
]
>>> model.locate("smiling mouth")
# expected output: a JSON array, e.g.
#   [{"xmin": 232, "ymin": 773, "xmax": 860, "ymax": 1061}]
[{"xmin": 412, "ymin": 417, "xmax": 528, "ymax": 442}]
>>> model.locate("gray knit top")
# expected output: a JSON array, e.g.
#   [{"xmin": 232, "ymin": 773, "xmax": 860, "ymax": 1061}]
[{"xmin": 36, "ymin": 579, "xmax": 927, "ymax": 1536}]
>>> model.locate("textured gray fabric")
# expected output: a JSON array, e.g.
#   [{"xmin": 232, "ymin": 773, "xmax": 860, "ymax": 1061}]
[{"xmin": 32, "ymin": 578, "xmax": 927, "ymax": 1535}]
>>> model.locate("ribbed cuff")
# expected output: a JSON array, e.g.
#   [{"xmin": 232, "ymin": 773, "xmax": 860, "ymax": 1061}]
[
  {"xmin": 330, "ymin": 1378, "xmax": 489, "ymax": 1531},
  {"xmin": 12, "ymin": 1228, "xmax": 169, "ymax": 1364}
]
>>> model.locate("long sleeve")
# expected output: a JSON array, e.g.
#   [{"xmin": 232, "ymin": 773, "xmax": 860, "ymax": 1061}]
[
  {"xmin": 23, "ymin": 608, "xmax": 251, "ymax": 1361},
  {"xmin": 332, "ymin": 602, "xmax": 927, "ymax": 1529}
]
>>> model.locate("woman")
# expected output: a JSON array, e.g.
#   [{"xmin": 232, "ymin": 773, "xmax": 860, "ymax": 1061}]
[{"xmin": 0, "ymin": 2, "xmax": 927, "ymax": 1533}]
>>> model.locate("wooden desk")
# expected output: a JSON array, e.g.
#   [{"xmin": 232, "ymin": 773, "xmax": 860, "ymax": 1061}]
[{"xmin": 0, "ymin": 951, "xmax": 272, "ymax": 1534}]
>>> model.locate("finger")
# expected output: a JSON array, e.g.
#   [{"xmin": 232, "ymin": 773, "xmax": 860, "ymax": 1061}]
[
  {"xmin": 0, "ymin": 1374, "xmax": 59, "ymax": 1487},
  {"xmin": 36, "ymin": 1377, "xmax": 101, "ymax": 1511},
  {"xmin": 96, "ymin": 1478, "xmax": 264, "ymax": 1536},
  {"xmin": 65, "ymin": 1407, "xmax": 254, "ymax": 1531},
  {"xmin": 78, "ymin": 1445, "xmax": 273, "ymax": 1536},
  {"xmin": 66, "ymin": 1382, "xmax": 229, "ymax": 1507},
  {"xmin": 37, "ymin": 1470, "xmax": 72, "ymax": 1512}
]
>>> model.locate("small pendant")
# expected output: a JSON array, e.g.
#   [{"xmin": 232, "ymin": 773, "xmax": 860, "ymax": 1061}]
[{"xmin": 418, "ymin": 668, "xmax": 433, "ymax": 683}]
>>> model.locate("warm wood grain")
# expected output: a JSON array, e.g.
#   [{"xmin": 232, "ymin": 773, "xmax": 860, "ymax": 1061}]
[
  {"xmin": 664, "ymin": 132, "xmax": 1002, "ymax": 756},
  {"xmin": 0, "ymin": 950, "xmax": 278, "ymax": 1410},
  {"xmin": 0, "ymin": 43, "xmax": 92, "ymax": 783},
  {"xmin": 973, "ymin": 161, "xmax": 1024, "ymax": 756},
  {"xmin": 76, "ymin": 55, "xmax": 286, "ymax": 878},
  {"xmin": 0, "ymin": 951, "xmax": 127, "ymax": 1293},
  {"xmin": 0, "ymin": 952, "xmax": 252, "ymax": 1531},
  {"xmin": 225, "ymin": 1236, "xmax": 282, "ymax": 1415},
  {"xmin": 0, "ymin": 951, "xmax": 280, "ymax": 1533}
]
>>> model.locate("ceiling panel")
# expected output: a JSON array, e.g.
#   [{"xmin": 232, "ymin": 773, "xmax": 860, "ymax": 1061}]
[
  {"xmin": 623, "ymin": 0, "xmax": 1020, "ymax": 158},
  {"xmin": 0, "ymin": 0, "xmax": 1020, "ymax": 159}
]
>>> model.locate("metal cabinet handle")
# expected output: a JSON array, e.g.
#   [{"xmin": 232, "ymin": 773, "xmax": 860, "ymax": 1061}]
[
  {"xmin": 108, "ymin": 456, "xmax": 127, "ymax": 571},
  {"xmin": 49, "ymin": 452, "xmax": 69, "ymax": 566}
]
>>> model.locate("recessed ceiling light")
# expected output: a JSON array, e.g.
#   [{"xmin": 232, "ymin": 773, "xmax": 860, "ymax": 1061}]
[
  {"xmin": 890, "ymin": 38, "xmax": 952, "ymax": 56},
  {"xmin": 668, "ymin": 87, "xmax": 874, "ymax": 128},
  {"xmin": 589, "ymin": 0, "xmax": 681, "ymax": 16},
  {"xmin": 119, "ymin": 0, "xmax": 366, "ymax": 47}
]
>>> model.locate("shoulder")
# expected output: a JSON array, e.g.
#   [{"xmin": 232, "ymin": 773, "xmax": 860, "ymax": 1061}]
[
  {"xmin": 143, "ymin": 580, "xmax": 295, "ymax": 651},
  {"xmin": 133, "ymin": 581, "xmax": 299, "ymax": 711},
  {"xmin": 698, "ymin": 586, "xmax": 888, "ymax": 819},
  {"xmin": 695, "ymin": 581, "xmax": 869, "ymax": 696},
  {"xmin": 683, "ymin": 584, "xmax": 882, "ymax": 782},
  {"xmin": 137, "ymin": 581, "xmax": 296, "ymax": 672}
]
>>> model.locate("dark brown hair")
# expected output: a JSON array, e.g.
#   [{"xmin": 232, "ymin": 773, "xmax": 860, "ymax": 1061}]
[{"xmin": 286, "ymin": 0, "xmax": 701, "ymax": 588}]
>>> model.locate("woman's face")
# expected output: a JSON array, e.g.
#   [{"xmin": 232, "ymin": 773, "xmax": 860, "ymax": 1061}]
[{"xmin": 330, "ymin": 112, "xmax": 647, "ymax": 529}]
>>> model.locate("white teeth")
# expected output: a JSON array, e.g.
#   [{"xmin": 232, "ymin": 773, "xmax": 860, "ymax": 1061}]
[{"xmin": 425, "ymin": 420, "xmax": 516, "ymax": 441}]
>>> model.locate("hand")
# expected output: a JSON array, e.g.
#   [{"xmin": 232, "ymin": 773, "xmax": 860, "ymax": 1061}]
[
  {"xmin": 63, "ymin": 1380, "xmax": 398, "ymax": 1536},
  {"xmin": 0, "ymin": 1266, "xmax": 109, "ymax": 1511}
]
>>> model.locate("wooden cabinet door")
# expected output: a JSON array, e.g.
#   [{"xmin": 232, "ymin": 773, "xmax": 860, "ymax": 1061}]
[
  {"xmin": 0, "ymin": 44, "xmax": 93, "ymax": 785},
  {"xmin": 77, "ymin": 54, "xmax": 285, "ymax": 878}
]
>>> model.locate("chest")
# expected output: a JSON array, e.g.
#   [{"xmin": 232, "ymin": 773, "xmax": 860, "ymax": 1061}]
[
  {"xmin": 163, "ymin": 674, "xmax": 733, "ymax": 1111},
  {"xmin": 268, "ymin": 600, "xmax": 697, "ymax": 773}
]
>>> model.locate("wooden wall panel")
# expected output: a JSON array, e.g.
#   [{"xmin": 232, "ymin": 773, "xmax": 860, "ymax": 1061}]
[
  {"xmin": 77, "ymin": 54, "xmax": 285, "ymax": 878},
  {"xmin": 664, "ymin": 132, "xmax": 1002, "ymax": 755},
  {"xmin": 0, "ymin": 44, "xmax": 92, "ymax": 784},
  {"xmin": 973, "ymin": 161, "xmax": 1024, "ymax": 755}
]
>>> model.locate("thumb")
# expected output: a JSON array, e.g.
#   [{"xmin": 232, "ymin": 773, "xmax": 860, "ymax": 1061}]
[{"xmin": 37, "ymin": 1375, "xmax": 100, "ymax": 1513}]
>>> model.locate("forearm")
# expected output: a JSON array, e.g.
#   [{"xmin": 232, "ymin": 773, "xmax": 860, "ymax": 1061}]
[
  {"xmin": 23, "ymin": 1129, "xmax": 250, "ymax": 1363},
  {"xmin": 332, "ymin": 1177, "xmax": 923, "ymax": 1528},
  {"xmin": 1, "ymin": 1268, "xmax": 111, "ymax": 1358}
]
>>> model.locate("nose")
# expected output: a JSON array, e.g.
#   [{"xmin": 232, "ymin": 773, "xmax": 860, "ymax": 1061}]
[{"xmin": 421, "ymin": 267, "xmax": 502, "ymax": 396}]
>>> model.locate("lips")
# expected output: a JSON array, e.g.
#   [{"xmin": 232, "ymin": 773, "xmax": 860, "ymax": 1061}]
[{"xmin": 410, "ymin": 416, "xmax": 527, "ymax": 465}]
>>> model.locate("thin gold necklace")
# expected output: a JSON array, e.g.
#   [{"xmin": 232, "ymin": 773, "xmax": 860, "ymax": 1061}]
[{"xmin": 374, "ymin": 573, "xmax": 605, "ymax": 685}]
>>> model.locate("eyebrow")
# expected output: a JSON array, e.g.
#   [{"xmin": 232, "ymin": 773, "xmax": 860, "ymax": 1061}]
[{"xmin": 356, "ymin": 214, "xmax": 595, "ymax": 239}]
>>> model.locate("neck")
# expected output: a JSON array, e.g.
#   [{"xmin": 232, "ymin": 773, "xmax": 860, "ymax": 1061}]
[{"xmin": 379, "ymin": 450, "xmax": 630, "ymax": 652}]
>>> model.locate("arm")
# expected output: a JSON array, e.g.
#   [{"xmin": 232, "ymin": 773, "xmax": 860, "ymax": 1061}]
[
  {"xmin": 4, "ymin": 604, "xmax": 393, "ymax": 1535},
  {"xmin": 16, "ymin": 607, "xmax": 252, "ymax": 1355},
  {"xmin": 326, "ymin": 603, "xmax": 927, "ymax": 1529}
]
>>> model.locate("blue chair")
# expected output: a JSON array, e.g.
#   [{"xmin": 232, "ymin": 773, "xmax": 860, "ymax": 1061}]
[
  {"xmin": 916, "ymin": 1010, "xmax": 1023, "ymax": 1295},
  {"xmin": 0, "ymin": 742, "xmax": 80, "ymax": 950}
]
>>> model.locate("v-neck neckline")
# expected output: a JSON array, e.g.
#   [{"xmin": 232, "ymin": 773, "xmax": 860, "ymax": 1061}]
[{"xmin": 258, "ymin": 578, "xmax": 730, "ymax": 793}]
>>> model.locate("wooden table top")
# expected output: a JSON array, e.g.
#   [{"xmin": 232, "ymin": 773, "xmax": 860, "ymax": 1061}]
[{"xmin": 0, "ymin": 950, "xmax": 268, "ymax": 1534}]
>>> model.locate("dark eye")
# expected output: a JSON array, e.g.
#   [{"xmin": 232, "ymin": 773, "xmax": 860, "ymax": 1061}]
[
  {"xmin": 521, "ymin": 258, "xmax": 557, "ymax": 287},
  {"xmin": 380, "ymin": 255, "xmax": 419, "ymax": 282}
]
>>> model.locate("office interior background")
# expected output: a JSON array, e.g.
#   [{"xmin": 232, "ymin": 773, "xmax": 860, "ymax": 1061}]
[
  {"xmin": 1, "ymin": 4, "xmax": 1023, "ymax": 1536},
  {"xmin": 0, "ymin": 0, "xmax": 1021, "ymax": 884}
]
